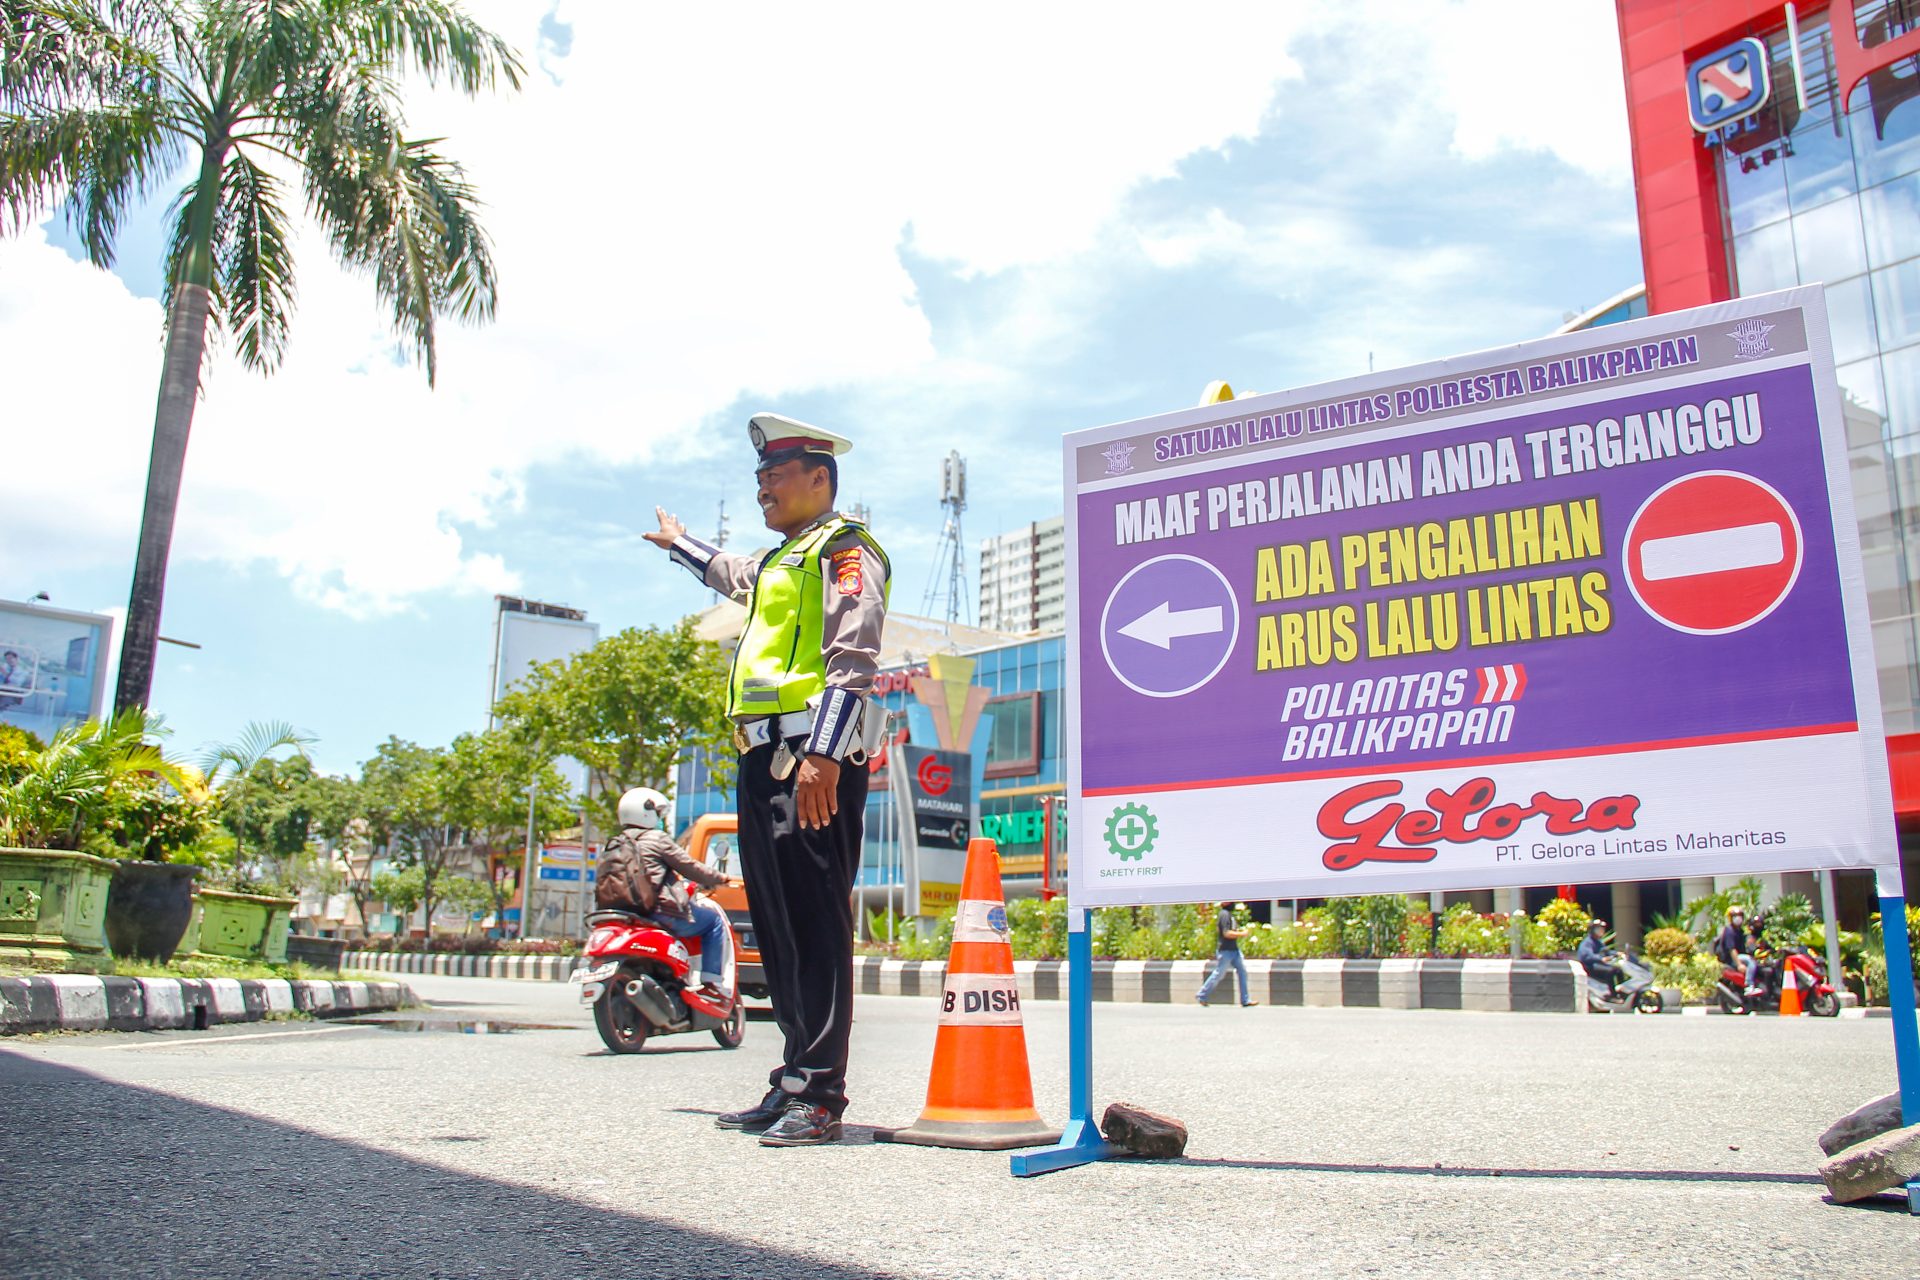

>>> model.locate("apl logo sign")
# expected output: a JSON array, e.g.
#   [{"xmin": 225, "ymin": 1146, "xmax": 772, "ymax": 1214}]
[
  {"xmin": 1688, "ymin": 37, "xmax": 1771, "ymax": 132},
  {"xmin": 916, "ymin": 754, "xmax": 953, "ymax": 796}
]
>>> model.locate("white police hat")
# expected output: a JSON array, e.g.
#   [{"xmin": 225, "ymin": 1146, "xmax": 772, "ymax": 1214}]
[{"xmin": 748, "ymin": 412, "xmax": 853, "ymax": 462}]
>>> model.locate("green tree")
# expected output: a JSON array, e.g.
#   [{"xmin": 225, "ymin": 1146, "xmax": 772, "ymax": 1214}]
[
  {"xmin": 436, "ymin": 729, "xmax": 573, "ymax": 933},
  {"xmin": 358, "ymin": 736, "xmax": 459, "ymax": 930},
  {"xmin": 0, "ymin": 0, "xmax": 522, "ymax": 711},
  {"xmin": 493, "ymin": 621, "xmax": 732, "ymax": 830}
]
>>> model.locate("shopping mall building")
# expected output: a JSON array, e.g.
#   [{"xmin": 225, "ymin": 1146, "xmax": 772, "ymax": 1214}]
[{"xmin": 1616, "ymin": 0, "xmax": 1920, "ymax": 922}]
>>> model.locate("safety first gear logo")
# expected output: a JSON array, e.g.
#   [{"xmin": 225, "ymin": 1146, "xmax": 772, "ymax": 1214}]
[{"xmin": 1104, "ymin": 802, "xmax": 1159, "ymax": 860}]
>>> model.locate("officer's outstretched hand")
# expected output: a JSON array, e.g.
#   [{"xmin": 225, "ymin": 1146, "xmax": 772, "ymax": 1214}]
[
  {"xmin": 796, "ymin": 754, "xmax": 841, "ymax": 830},
  {"xmin": 642, "ymin": 506, "xmax": 685, "ymax": 548}
]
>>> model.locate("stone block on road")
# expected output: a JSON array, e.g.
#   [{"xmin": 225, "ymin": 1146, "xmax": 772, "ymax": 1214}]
[
  {"xmin": 1818, "ymin": 1091, "xmax": 1904, "ymax": 1157},
  {"xmin": 1818, "ymin": 1121, "xmax": 1920, "ymax": 1203},
  {"xmin": 1101, "ymin": 1102, "xmax": 1188, "ymax": 1158}
]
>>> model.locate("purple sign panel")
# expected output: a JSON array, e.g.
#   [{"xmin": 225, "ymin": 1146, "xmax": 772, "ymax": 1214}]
[{"xmin": 1063, "ymin": 290, "xmax": 1900, "ymax": 908}]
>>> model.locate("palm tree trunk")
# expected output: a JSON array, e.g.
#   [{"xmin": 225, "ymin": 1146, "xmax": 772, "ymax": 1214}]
[
  {"xmin": 114, "ymin": 283, "xmax": 212, "ymax": 712},
  {"xmin": 116, "ymin": 144, "xmax": 225, "ymax": 713}
]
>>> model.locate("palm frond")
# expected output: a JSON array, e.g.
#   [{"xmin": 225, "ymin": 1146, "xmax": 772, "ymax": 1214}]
[
  {"xmin": 0, "ymin": 100, "xmax": 176, "ymax": 260},
  {"xmin": 213, "ymin": 147, "xmax": 294, "ymax": 370},
  {"xmin": 197, "ymin": 717, "xmax": 312, "ymax": 783},
  {"xmin": 0, "ymin": 0, "xmax": 172, "ymax": 113},
  {"xmin": 325, "ymin": 0, "xmax": 522, "ymax": 95}
]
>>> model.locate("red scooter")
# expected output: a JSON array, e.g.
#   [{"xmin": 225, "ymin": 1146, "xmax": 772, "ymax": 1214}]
[
  {"xmin": 574, "ymin": 904, "xmax": 747, "ymax": 1053},
  {"xmin": 1715, "ymin": 947, "xmax": 1842, "ymax": 1017}
]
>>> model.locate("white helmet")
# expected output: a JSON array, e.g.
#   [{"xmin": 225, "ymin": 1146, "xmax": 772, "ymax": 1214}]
[{"xmin": 617, "ymin": 787, "xmax": 670, "ymax": 831}]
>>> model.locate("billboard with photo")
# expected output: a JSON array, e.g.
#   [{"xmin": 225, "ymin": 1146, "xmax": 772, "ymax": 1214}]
[
  {"xmin": 0, "ymin": 600, "xmax": 113, "ymax": 743},
  {"xmin": 1063, "ymin": 287, "xmax": 1900, "ymax": 908}
]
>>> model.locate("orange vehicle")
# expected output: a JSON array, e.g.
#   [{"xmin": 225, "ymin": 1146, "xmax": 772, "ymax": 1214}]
[{"xmin": 679, "ymin": 813, "xmax": 766, "ymax": 999}]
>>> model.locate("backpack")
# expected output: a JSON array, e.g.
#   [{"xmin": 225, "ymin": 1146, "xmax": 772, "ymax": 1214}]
[{"xmin": 595, "ymin": 831, "xmax": 658, "ymax": 915}]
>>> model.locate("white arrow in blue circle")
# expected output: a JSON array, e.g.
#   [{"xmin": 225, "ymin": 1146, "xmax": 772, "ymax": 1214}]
[{"xmin": 1116, "ymin": 601, "xmax": 1224, "ymax": 649}]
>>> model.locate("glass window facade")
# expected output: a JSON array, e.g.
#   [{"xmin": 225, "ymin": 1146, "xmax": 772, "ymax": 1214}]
[{"xmin": 1716, "ymin": 4, "xmax": 1920, "ymax": 730}]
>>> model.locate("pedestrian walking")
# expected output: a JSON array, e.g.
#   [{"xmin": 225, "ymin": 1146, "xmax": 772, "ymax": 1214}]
[
  {"xmin": 1197, "ymin": 901, "xmax": 1256, "ymax": 1007},
  {"xmin": 647, "ymin": 412, "xmax": 889, "ymax": 1147}
]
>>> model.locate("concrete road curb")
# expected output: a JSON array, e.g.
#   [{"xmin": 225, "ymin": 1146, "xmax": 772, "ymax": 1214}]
[
  {"xmin": 344, "ymin": 951, "xmax": 582, "ymax": 982},
  {"xmin": 0, "ymin": 975, "xmax": 412, "ymax": 1035},
  {"xmin": 860, "ymin": 957, "xmax": 1593, "ymax": 1012},
  {"xmin": 343, "ymin": 950, "xmax": 1593, "ymax": 1011}
]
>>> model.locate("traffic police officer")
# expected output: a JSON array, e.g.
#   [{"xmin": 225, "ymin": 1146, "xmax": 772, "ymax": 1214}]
[{"xmin": 646, "ymin": 412, "xmax": 888, "ymax": 1146}]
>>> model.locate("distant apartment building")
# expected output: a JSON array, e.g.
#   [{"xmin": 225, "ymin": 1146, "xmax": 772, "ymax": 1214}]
[{"xmin": 978, "ymin": 517, "xmax": 1065, "ymax": 634}]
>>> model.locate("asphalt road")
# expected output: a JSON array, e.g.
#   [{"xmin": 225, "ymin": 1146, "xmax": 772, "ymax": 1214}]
[{"xmin": 3, "ymin": 974, "xmax": 1914, "ymax": 1279}]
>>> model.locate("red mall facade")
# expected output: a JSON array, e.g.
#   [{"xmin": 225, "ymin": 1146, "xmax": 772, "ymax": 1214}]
[{"xmin": 1619, "ymin": 2, "xmax": 1920, "ymax": 867}]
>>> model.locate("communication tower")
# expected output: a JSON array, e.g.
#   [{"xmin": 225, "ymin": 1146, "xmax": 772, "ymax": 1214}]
[{"xmin": 921, "ymin": 451, "xmax": 969, "ymax": 629}]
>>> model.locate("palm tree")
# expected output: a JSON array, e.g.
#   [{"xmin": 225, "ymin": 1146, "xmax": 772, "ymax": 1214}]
[
  {"xmin": 198, "ymin": 717, "xmax": 311, "ymax": 872},
  {"xmin": 0, "ymin": 1, "xmax": 522, "ymax": 711}
]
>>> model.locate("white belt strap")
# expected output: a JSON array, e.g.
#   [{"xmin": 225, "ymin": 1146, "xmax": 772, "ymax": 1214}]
[{"xmin": 734, "ymin": 710, "xmax": 813, "ymax": 751}]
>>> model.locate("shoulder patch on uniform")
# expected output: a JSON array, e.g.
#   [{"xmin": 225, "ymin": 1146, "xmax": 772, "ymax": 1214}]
[{"xmin": 830, "ymin": 545, "xmax": 863, "ymax": 596}]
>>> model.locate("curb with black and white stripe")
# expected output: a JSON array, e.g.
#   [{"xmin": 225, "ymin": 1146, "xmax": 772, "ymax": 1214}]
[
  {"xmin": 343, "ymin": 950, "xmax": 583, "ymax": 982},
  {"xmin": 0, "ymin": 976, "xmax": 412, "ymax": 1035},
  {"xmin": 858, "ymin": 957, "xmax": 1592, "ymax": 1013}
]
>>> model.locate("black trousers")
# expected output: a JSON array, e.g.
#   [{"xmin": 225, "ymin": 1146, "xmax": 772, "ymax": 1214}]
[{"xmin": 736, "ymin": 741, "xmax": 867, "ymax": 1116}]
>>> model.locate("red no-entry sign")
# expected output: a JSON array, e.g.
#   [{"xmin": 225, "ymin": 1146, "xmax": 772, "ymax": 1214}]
[{"xmin": 1623, "ymin": 470, "xmax": 1803, "ymax": 635}]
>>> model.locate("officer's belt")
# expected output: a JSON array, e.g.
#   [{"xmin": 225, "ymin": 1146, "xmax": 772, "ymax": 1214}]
[{"xmin": 732, "ymin": 711, "xmax": 813, "ymax": 752}]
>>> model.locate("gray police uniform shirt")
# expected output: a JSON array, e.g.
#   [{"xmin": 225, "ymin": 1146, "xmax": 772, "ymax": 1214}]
[{"xmin": 667, "ymin": 514, "xmax": 887, "ymax": 761}]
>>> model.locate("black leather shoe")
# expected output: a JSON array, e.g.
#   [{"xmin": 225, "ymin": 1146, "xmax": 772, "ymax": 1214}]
[
  {"xmin": 757, "ymin": 1101, "xmax": 843, "ymax": 1146},
  {"xmin": 715, "ymin": 1088, "xmax": 786, "ymax": 1131}
]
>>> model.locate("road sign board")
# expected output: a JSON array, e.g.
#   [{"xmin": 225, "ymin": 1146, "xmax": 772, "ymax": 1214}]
[
  {"xmin": 1624, "ymin": 470, "xmax": 1803, "ymax": 634},
  {"xmin": 1061, "ymin": 287, "xmax": 1901, "ymax": 908}
]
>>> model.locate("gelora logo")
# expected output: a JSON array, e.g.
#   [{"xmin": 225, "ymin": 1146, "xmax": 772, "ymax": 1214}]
[
  {"xmin": 916, "ymin": 755, "xmax": 953, "ymax": 796},
  {"xmin": 1315, "ymin": 777, "xmax": 1642, "ymax": 872}
]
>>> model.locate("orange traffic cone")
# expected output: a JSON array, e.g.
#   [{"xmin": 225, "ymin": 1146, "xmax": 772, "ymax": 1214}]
[
  {"xmin": 1779, "ymin": 961, "xmax": 1803, "ymax": 1016},
  {"xmin": 877, "ymin": 838, "xmax": 1062, "ymax": 1151}
]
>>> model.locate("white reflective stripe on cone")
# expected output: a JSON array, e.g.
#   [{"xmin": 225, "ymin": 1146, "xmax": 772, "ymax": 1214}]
[
  {"xmin": 952, "ymin": 899, "xmax": 1010, "ymax": 945},
  {"xmin": 939, "ymin": 972, "xmax": 1023, "ymax": 1025}
]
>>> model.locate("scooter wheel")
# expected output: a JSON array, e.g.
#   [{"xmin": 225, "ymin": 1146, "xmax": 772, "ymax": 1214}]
[
  {"xmin": 594, "ymin": 991, "xmax": 650, "ymax": 1053},
  {"xmin": 712, "ymin": 1001, "xmax": 746, "ymax": 1049},
  {"xmin": 1717, "ymin": 990, "xmax": 1747, "ymax": 1016},
  {"xmin": 1810, "ymin": 991, "xmax": 1842, "ymax": 1018},
  {"xmin": 1633, "ymin": 989, "xmax": 1665, "ymax": 1014}
]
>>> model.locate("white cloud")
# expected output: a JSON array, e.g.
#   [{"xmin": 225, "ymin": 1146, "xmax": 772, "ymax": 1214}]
[{"xmin": 2, "ymin": 1, "xmax": 1632, "ymax": 616}]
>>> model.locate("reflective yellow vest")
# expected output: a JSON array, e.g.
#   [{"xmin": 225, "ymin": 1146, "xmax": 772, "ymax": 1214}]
[{"xmin": 728, "ymin": 515, "xmax": 889, "ymax": 718}]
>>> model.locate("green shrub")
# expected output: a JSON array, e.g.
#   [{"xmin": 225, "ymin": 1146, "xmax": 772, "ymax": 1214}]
[
  {"xmin": 1435, "ymin": 902, "xmax": 1507, "ymax": 957},
  {"xmin": 1534, "ymin": 898, "xmax": 1593, "ymax": 954},
  {"xmin": 1004, "ymin": 896, "xmax": 1068, "ymax": 960},
  {"xmin": 1643, "ymin": 927, "xmax": 1696, "ymax": 963},
  {"xmin": 1651, "ymin": 953, "xmax": 1721, "ymax": 1002},
  {"xmin": 1762, "ymin": 893, "xmax": 1815, "ymax": 951}
]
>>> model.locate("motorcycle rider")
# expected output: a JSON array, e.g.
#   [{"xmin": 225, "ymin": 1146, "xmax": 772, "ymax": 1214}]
[
  {"xmin": 605, "ymin": 787, "xmax": 732, "ymax": 1002},
  {"xmin": 1576, "ymin": 918, "xmax": 1625, "ymax": 993},
  {"xmin": 1714, "ymin": 906, "xmax": 1762, "ymax": 997},
  {"xmin": 1746, "ymin": 909, "xmax": 1778, "ymax": 998}
]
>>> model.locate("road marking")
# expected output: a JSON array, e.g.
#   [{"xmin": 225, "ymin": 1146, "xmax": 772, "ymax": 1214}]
[
  {"xmin": 1639, "ymin": 521, "xmax": 1783, "ymax": 582},
  {"xmin": 108, "ymin": 1024, "xmax": 369, "ymax": 1050}
]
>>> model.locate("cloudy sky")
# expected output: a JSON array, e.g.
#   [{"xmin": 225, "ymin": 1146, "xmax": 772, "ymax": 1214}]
[{"xmin": 2, "ymin": 1, "xmax": 1644, "ymax": 776}]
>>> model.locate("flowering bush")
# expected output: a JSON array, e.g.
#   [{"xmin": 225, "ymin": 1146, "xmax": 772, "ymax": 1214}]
[{"xmin": 1534, "ymin": 898, "xmax": 1594, "ymax": 954}]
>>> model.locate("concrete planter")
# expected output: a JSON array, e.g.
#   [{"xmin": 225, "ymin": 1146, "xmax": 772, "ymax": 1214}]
[
  {"xmin": 186, "ymin": 889, "xmax": 296, "ymax": 963},
  {"xmin": 0, "ymin": 847, "xmax": 115, "ymax": 972}
]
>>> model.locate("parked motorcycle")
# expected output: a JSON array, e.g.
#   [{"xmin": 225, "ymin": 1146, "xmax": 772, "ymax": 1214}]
[
  {"xmin": 1585, "ymin": 950, "xmax": 1666, "ymax": 1014},
  {"xmin": 1715, "ymin": 946, "xmax": 1841, "ymax": 1017},
  {"xmin": 574, "ymin": 902, "xmax": 747, "ymax": 1053}
]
